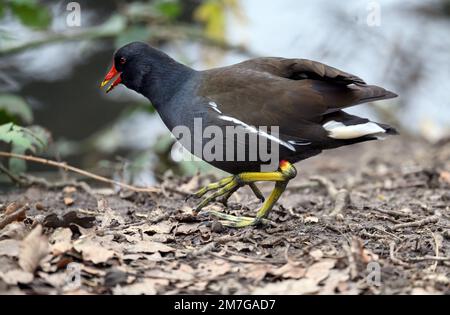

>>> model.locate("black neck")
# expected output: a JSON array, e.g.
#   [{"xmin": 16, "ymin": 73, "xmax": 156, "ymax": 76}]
[{"xmin": 140, "ymin": 57, "xmax": 196, "ymax": 108}]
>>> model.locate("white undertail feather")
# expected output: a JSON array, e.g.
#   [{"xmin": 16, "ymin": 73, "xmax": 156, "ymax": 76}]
[{"xmin": 323, "ymin": 120, "xmax": 386, "ymax": 140}]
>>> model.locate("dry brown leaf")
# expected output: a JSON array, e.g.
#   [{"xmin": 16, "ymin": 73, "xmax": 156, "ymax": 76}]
[
  {"xmin": 0, "ymin": 269, "xmax": 34, "ymax": 285},
  {"xmin": 38, "ymin": 271, "xmax": 68, "ymax": 289},
  {"xmin": 196, "ymin": 260, "xmax": 231, "ymax": 279},
  {"xmin": 127, "ymin": 241, "xmax": 175, "ymax": 254},
  {"xmin": 439, "ymin": 171, "xmax": 450, "ymax": 184},
  {"xmin": 63, "ymin": 186, "xmax": 77, "ymax": 194},
  {"xmin": 252, "ymin": 278, "xmax": 319, "ymax": 295},
  {"xmin": 305, "ymin": 259, "xmax": 336, "ymax": 284},
  {"xmin": 320, "ymin": 270, "xmax": 350, "ymax": 295},
  {"xmin": 0, "ymin": 204, "xmax": 27, "ymax": 229},
  {"xmin": 143, "ymin": 222, "xmax": 173, "ymax": 234},
  {"xmin": 304, "ymin": 216, "xmax": 319, "ymax": 224},
  {"xmin": 410, "ymin": 287, "xmax": 440, "ymax": 295},
  {"xmin": 64, "ymin": 197, "xmax": 74, "ymax": 206},
  {"xmin": 97, "ymin": 198, "xmax": 124, "ymax": 229},
  {"xmin": 19, "ymin": 225, "xmax": 49, "ymax": 273},
  {"xmin": 0, "ymin": 239, "xmax": 21, "ymax": 257},
  {"xmin": 185, "ymin": 280, "xmax": 208, "ymax": 292},
  {"xmin": 82, "ymin": 265, "xmax": 107, "ymax": 277},
  {"xmin": 113, "ymin": 278, "xmax": 169, "ymax": 295},
  {"xmin": 124, "ymin": 253, "xmax": 163, "ymax": 263},
  {"xmin": 229, "ymin": 242, "xmax": 254, "ymax": 252},
  {"xmin": 243, "ymin": 264, "xmax": 273, "ymax": 282},
  {"xmin": 0, "ymin": 222, "xmax": 27, "ymax": 240},
  {"xmin": 178, "ymin": 175, "xmax": 201, "ymax": 193},
  {"xmin": 145, "ymin": 265, "xmax": 194, "ymax": 282},
  {"xmin": 271, "ymin": 263, "xmax": 306, "ymax": 279},
  {"xmin": 4, "ymin": 202, "xmax": 22, "ymax": 215},
  {"xmin": 49, "ymin": 228, "xmax": 73, "ymax": 255},
  {"xmin": 74, "ymin": 240, "xmax": 115, "ymax": 264},
  {"xmin": 149, "ymin": 233, "xmax": 175, "ymax": 243},
  {"xmin": 309, "ymin": 249, "xmax": 324, "ymax": 261},
  {"xmin": 175, "ymin": 223, "xmax": 200, "ymax": 235}
]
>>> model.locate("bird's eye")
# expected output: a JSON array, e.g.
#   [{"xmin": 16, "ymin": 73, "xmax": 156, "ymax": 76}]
[{"xmin": 119, "ymin": 57, "xmax": 126, "ymax": 65}]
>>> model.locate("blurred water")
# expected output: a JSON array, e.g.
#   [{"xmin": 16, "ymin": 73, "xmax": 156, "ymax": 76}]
[
  {"xmin": 0, "ymin": 0, "xmax": 449, "ymax": 168},
  {"xmin": 225, "ymin": 0, "xmax": 450, "ymax": 140}
]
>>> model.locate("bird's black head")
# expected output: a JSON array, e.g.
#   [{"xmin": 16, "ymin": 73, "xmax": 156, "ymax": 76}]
[
  {"xmin": 101, "ymin": 42, "xmax": 156, "ymax": 93},
  {"xmin": 101, "ymin": 42, "xmax": 193, "ymax": 104}
]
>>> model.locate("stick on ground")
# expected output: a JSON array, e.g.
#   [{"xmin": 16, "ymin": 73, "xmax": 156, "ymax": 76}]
[
  {"xmin": 0, "ymin": 205, "xmax": 28, "ymax": 229},
  {"xmin": 0, "ymin": 151, "xmax": 160, "ymax": 194},
  {"xmin": 391, "ymin": 215, "xmax": 439, "ymax": 231}
]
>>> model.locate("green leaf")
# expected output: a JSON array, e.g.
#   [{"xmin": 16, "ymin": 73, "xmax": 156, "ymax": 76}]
[
  {"xmin": 9, "ymin": 0, "xmax": 51, "ymax": 29},
  {"xmin": 155, "ymin": 0, "xmax": 182, "ymax": 20},
  {"xmin": 0, "ymin": 94, "xmax": 33, "ymax": 125},
  {"xmin": 0, "ymin": 4, "xmax": 5, "ymax": 18},
  {"xmin": 0, "ymin": 123, "xmax": 50, "ymax": 174},
  {"xmin": 0, "ymin": 123, "xmax": 48, "ymax": 154},
  {"xmin": 9, "ymin": 145, "xmax": 27, "ymax": 174}
]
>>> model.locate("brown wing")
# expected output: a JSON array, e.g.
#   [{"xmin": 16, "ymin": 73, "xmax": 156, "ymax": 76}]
[
  {"xmin": 198, "ymin": 57, "xmax": 397, "ymax": 139},
  {"xmin": 237, "ymin": 57, "xmax": 367, "ymax": 86}
]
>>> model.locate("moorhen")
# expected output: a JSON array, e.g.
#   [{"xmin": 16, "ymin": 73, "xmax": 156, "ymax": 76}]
[{"xmin": 101, "ymin": 42, "xmax": 397, "ymax": 228}]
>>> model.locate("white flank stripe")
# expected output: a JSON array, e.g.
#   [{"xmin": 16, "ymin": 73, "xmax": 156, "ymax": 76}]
[
  {"xmin": 218, "ymin": 115, "xmax": 296, "ymax": 151},
  {"xmin": 323, "ymin": 120, "xmax": 386, "ymax": 140},
  {"xmin": 209, "ymin": 101, "xmax": 222, "ymax": 114},
  {"xmin": 288, "ymin": 140, "xmax": 312, "ymax": 146}
]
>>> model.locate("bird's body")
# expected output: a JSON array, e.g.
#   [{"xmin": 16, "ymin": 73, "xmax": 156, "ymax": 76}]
[{"xmin": 102, "ymin": 42, "xmax": 398, "ymax": 228}]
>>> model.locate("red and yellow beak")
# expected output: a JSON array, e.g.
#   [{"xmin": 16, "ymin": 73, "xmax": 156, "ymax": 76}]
[{"xmin": 101, "ymin": 63, "xmax": 122, "ymax": 93}]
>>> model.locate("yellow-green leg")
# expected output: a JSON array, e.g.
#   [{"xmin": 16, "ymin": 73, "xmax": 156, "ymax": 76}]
[
  {"xmin": 219, "ymin": 182, "xmax": 265, "ymax": 207},
  {"xmin": 193, "ymin": 161, "xmax": 297, "ymax": 228},
  {"xmin": 191, "ymin": 177, "xmax": 266, "ymax": 213}
]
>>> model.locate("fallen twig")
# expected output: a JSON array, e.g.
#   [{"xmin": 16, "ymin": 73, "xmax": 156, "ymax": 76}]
[
  {"xmin": 310, "ymin": 176, "xmax": 350, "ymax": 217},
  {"xmin": 428, "ymin": 229, "xmax": 440, "ymax": 271},
  {"xmin": 389, "ymin": 241, "xmax": 410, "ymax": 267},
  {"xmin": 0, "ymin": 151, "xmax": 160, "ymax": 194},
  {"xmin": 343, "ymin": 242, "xmax": 358, "ymax": 279},
  {"xmin": 0, "ymin": 205, "xmax": 28, "ymax": 230},
  {"xmin": 209, "ymin": 251, "xmax": 284, "ymax": 265},
  {"xmin": 405, "ymin": 256, "xmax": 450, "ymax": 262},
  {"xmin": 391, "ymin": 215, "xmax": 439, "ymax": 231},
  {"xmin": 189, "ymin": 242, "xmax": 217, "ymax": 258},
  {"xmin": 372, "ymin": 208, "xmax": 416, "ymax": 218},
  {"xmin": 331, "ymin": 189, "xmax": 350, "ymax": 217},
  {"xmin": 20, "ymin": 174, "xmax": 97, "ymax": 197},
  {"xmin": 310, "ymin": 176, "xmax": 339, "ymax": 196}
]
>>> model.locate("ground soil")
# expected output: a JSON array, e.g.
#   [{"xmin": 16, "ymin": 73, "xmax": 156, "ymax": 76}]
[{"xmin": 0, "ymin": 136, "xmax": 449, "ymax": 295}]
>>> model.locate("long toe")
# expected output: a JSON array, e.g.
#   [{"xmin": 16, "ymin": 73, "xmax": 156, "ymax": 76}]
[
  {"xmin": 192, "ymin": 176, "xmax": 235, "ymax": 199},
  {"xmin": 207, "ymin": 210, "xmax": 275, "ymax": 228}
]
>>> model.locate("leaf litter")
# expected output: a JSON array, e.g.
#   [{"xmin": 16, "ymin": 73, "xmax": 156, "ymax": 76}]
[{"xmin": 0, "ymin": 137, "xmax": 449, "ymax": 294}]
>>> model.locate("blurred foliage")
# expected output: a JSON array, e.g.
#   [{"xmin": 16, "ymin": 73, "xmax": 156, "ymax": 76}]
[
  {"xmin": 0, "ymin": 94, "xmax": 33, "ymax": 125},
  {"xmin": 194, "ymin": 0, "xmax": 242, "ymax": 41},
  {"xmin": 0, "ymin": 94, "xmax": 50, "ymax": 174},
  {"xmin": 124, "ymin": 0, "xmax": 182, "ymax": 22},
  {"xmin": 1, "ymin": 0, "xmax": 248, "ymax": 56},
  {"xmin": 0, "ymin": 123, "xmax": 47, "ymax": 154},
  {"xmin": 0, "ymin": 0, "xmax": 242, "ymax": 180},
  {"xmin": 1, "ymin": 0, "xmax": 51, "ymax": 29},
  {"xmin": 0, "ymin": 123, "xmax": 50, "ymax": 172}
]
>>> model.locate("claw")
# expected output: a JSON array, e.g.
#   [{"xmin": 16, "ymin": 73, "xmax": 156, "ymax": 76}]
[
  {"xmin": 192, "ymin": 161, "xmax": 297, "ymax": 229},
  {"xmin": 193, "ymin": 180, "xmax": 239, "ymax": 214},
  {"xmin": 207, "ymin": 210, "xmax": 274, "ymax": 228},
  {"xmin": 249, "ymin": 183, "xmax": 265, "ymax": 203}
]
